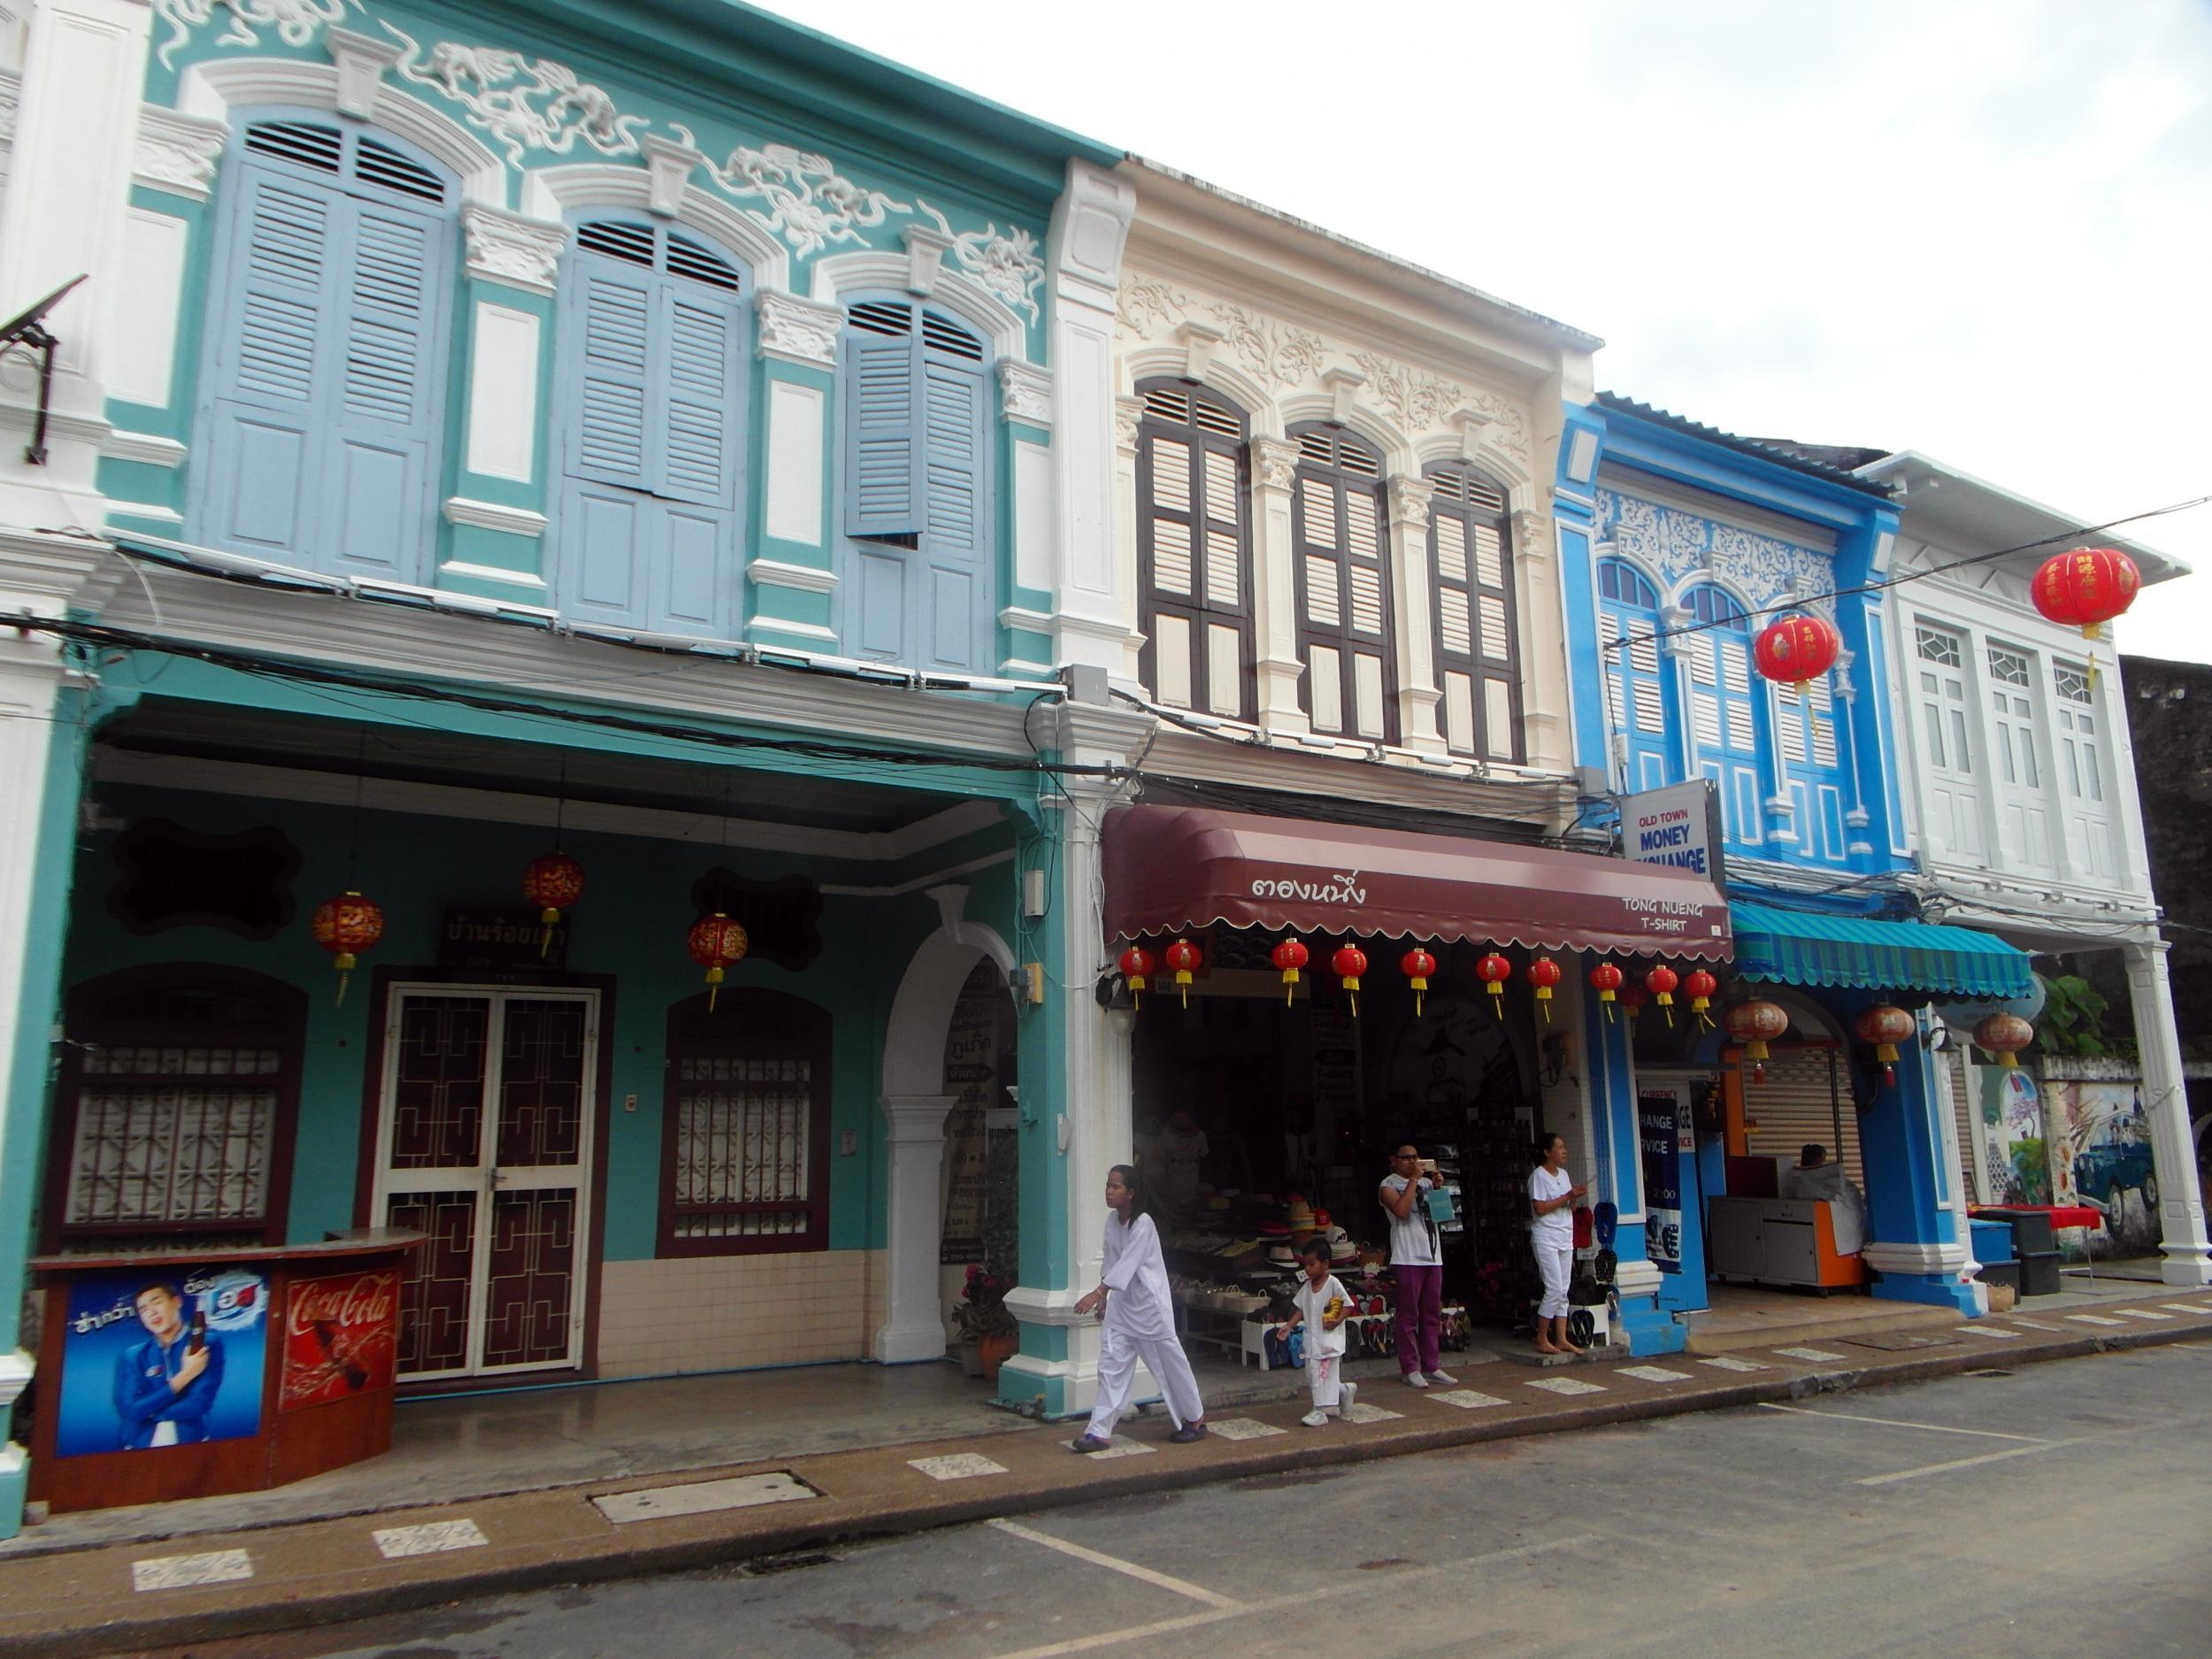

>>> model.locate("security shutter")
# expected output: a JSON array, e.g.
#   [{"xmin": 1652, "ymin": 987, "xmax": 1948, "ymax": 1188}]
[
  {"xmin": 1137, "ymin": 380, "xmax": 1252, "ymax": 720},
  {"xmin": 1426, "ymin": 463, "xmax": 1519, "ymax": 762},
  {"xmin": 197, "ymin": 121, "xmax": 454, "ymax": 580},
  {"xmin": 557, "ymin": 219, "xmax": 746, "ymax": 636},
  {"xmin": 1740, "ymin": 1047, "xmax": 1863, "ymax": 1191},
  {"xmin": 1949, "ymin": 1050, "xmax": 1980, "ymax": 1203},
  {"xmin": 840, "ymin": 301, "xmax": 991, "ymax": 672},
  {"xmin": 1292, "ymin": 425, "xmax": 1395, "ymax": 742}
]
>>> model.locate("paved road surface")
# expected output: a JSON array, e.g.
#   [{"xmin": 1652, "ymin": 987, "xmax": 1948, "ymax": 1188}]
[{"xmin": 129, "ymin": 1341, "xmax": 2212, "ymax": 1659}]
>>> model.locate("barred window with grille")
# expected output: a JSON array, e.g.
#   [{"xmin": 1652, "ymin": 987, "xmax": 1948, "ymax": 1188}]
[{"xmin": 659, "ymin": 988, "xmax": 831, "ymax": 1256}]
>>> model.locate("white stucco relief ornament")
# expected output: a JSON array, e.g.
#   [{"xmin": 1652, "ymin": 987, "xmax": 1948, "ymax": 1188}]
[
  {"xmin": 913, "ymin": 204, "xmax": 1043, "ymax": 323},
  {"xmin": 154, "ymin": 0, "xmax": 357, "ymax": 70},
  {"xmin": 1600, "ymin": 488, "xmax": 1837, "ymax": 621},
  {"xmin": 384, "ymin": 27, "xmax": 650, "ymax": 163}
]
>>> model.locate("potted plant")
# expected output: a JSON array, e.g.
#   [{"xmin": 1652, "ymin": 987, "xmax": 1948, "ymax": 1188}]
[{"xmin": 952, "ymin": 1263, "xmax": 1018, "ymax": 1383}]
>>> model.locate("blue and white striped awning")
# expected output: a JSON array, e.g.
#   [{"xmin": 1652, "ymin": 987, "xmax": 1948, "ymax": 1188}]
[{"xmin": 1728, "ymin": 901, "xmax": 2033, "ymax": 999}]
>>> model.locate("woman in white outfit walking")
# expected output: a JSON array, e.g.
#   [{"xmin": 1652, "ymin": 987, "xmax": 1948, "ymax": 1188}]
[
  {"xmin": 1071, "ymin": 1164, "xmax": 1208, "ymax": 1452},
  {"xmin": 1528, "ymin": 1133, "xmax": 1589, "ymax": 1356}
]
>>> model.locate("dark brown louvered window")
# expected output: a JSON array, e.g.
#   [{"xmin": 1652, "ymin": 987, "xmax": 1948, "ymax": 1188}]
[
  {"xmin": 1135, "ymin": 379, "xmax": 1254, "ymax": 721},
  {"xmin": 1291, "ymin": 424, "xmax": 1396, "ymax": 742},
  {"xmin": 1425, "ymin": 463, "xmax": 1522, "ymax": 763}
]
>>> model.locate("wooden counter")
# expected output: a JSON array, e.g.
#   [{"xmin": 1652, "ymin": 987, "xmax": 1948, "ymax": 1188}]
[{"xmin": 27, "ymin": 1230, "xmax": 422, "ymax": 1514}]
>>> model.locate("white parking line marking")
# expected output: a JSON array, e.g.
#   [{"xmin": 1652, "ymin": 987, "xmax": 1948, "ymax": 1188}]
[
  {"xmin": 1087, "ymin": 1440, "xmax": 1156, "ymax": 1459},
  {"xmin": 593, "ymin": 1473, "xmax": 816, "ymax": 1525},
  {"xmin": 1430, "ymin": 1388, "xmax": 1511, "ymax": 1408},
  {"xmin": 909, "ymin": 1453, "xmax": 1008, "ymax": 1480},
  {"xmin": 1698, "ymin": 1356, "xmax": 1769, "ymax": 1371},
  {"xmin": 1956, "ymin": 1325, "xmax": 2020, "ymax": 1340},
  {"xmin": 1772, "ymin": 1347, "xmax": 1848, "ymax": 1363},
  {"xmin": 132, "ymin": 1549, "xmax": 254, "ymax": 1593},
  {"xmin": 1205, "ymin": 1417, "xmax": 1286, "ymax": 1440},
  {"xmin": 1856, "ymin": 1439, "xmax": 2079, "ymax": 1486},
  {"xmin": 988, "ymin": 1518, "xmax": 1245, "ymax": 1609},
  {"xmin": 1526, "ymin": 1376, "xmax": 1606, "ymax": 1395},
  {"xmin": 2160, "ymin": 1303, "xmax": 2209, "ymax": 1315},
  {"xmin": 2114, "ymin": 1308, "xmax": 2173, "ymax": 1321},
  {"xmin": 1758, "ymin": 1402, "xmax": 2047, "ymax": 1442},
  {"xmin": 2065, "ymin": 1314, "xmax": 2125, "ymax": 1326},
  {"xmin": 1618, "ymin": 1365, "xmax": 1692, "ymax": 1382},
  {"xmin": 2007, "ymin": 1317, "xmax": 2064, "ymax": 1332},
  {"xmin": 373, "ymin": 1518, "xmax": 490, "ymax": 1557},
  {"xmin": 1340, "ymin": 1402, "xmax": 1405, "ymax": 1423}
]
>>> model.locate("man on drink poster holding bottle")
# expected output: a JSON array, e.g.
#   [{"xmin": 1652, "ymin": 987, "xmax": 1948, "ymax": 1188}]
[{"xmin": 53, "ymin": 1268, "xmax": 268, "ymax": 1455}]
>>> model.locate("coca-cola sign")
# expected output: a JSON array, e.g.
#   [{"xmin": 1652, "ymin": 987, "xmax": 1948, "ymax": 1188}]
[{"xmin": 279, "ymin": 1269, "xmax": 399, "ymax": 1411}]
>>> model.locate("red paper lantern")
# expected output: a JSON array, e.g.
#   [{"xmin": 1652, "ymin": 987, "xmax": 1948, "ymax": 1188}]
[
  {"xmin": 310, "ymin": 890, "xmax": 384, "ymax": 1009},
  {"xmin": 1271, "ymin": 937, "xmax": 1310, "ymax": 1006},
  {"xmin": 1617, "ymin": 983, "xmax": 1648, "ymax": 1020},
  {"xmin": 1402, "ymin": 946, "xmax": 1439, "ymax": 1017},
  {"xmin": 2032, "ymin": 546, "xmax": 2140, "ymax": 642},
  {"xmin": 1974, "ymin": 1012, "xmax": 2035, "ymax": 1070},
  {"xmin": 522, "ymin": 851, "xmax": 585, "ymax": 957},
  {"xmin": 1854, "ymin": 1003, "xmax": 1916, "ymax": 1087},
  {"xmin": 1588, "ymin": 961, "xmax": 1624, "ymax": 1025},
  {"xmin": 687, "ymin": 912, "xmax": 750, "ymax": 1010},
  {"xmin": 1475, "ymin": 952, "xmax": 1511, "ymax": 1020},
  {"xmin": 1683, "ymin": 968, "xmax": 1719, "ymax": 1029},
  {"xmin": 1118, "ymin": 945, "xmax": 1155, "ymax": 1009},
  {"xmin": 1753, "ymin": 612, "xmax": 1842, "ymax": 695},
  {"xmin": 1724, "ymin": 999, "xmax": 1791, "ymax": 1083},
  {"xmin": 1645, "ymin": 964, "xmax": 1679, "ymax": 1026},
  {"xmin": 1332, "ymin": 944, "xmax": 1369, "ymax": 1016},
  {"xmin": 1527, "ymin": 956, "xmax": 1562, "ymax": 1022},
  {"xmin": 1163, "ymin": 938, "xmax": 1202, "ymax": 1008}
]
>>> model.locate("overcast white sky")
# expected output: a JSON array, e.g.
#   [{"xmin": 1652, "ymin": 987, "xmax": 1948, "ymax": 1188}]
[{"xmin": 758, "ymin": 0, "xmax": 2212, "ymax": 663}]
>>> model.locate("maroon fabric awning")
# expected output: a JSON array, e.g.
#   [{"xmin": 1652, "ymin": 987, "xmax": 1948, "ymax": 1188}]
[{"xmin": 1103, "ymin": 804, "xmax": 1731, "ymax": 961}]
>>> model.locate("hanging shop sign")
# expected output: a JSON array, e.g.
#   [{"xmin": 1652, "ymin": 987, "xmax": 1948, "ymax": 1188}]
[
  {"xmin": 279, "ymin": 1267, "xmax": 400, "ymax": 1411},
  {"xmin": 1637, "ymin": 1091, "xmax": 1684, "ymax": 1274},
  {"xmin": 1617, "ymin": 779, "xmax": 1726, "ymax": 886},
  {"xmin": 439, "ymin": 906, "xmax": 569, "ymax": 972}
]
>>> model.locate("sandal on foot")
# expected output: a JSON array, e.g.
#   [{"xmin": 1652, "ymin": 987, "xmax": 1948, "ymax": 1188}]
[{"xmin": 1069, "ymin": 1434, "xmax": 1112, "ymax": 1453}]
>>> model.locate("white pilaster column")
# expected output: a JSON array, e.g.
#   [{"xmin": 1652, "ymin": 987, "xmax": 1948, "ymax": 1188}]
[
  {"xmin": 2121, "ymin": 938, "xmax": 2212, "ymax": 1285},
  {"xmin": 1110, "ymin": 396, "xmax": 1145, "ymax": 688},
  {"xmin": 1511, "ymin": 504, "xmax": 1572, "ymax": 771},
  {"xmin": 1387, "ymin": 474, "xmax": 1442, "ymax": 751},
  {"xmin": 0, "ymin": 0, "xmax": 154, "ymax": 532},
  {"xmin": 874, "ymin": 1093, "xmax": 959, "ymax": 1363},
  {"xmin": 1249, "ymin": 436, "xmax": 1305, "ymax": 732},
  {"xmin": 1045, "ymin": 161, "xmax": 1138, "ymax": 678}
]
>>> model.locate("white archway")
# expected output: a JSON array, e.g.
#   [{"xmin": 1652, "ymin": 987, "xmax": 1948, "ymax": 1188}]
[
  {"xmin": 875, "ymin": 883, "xmax": 1016, "ymax": 1363},
  {"xmin": 810, "ymin": 250, "xmax": 1028, "ymax": 365},
  {"xmin": 520, "ymin": 163, "xmax": 790, "ymax": 293}
]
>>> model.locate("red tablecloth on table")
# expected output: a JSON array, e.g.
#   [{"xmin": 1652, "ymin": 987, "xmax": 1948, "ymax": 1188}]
[{"xmin": 1971, "ymin": 1203, "xmax": 2103, "ymax": 1232}]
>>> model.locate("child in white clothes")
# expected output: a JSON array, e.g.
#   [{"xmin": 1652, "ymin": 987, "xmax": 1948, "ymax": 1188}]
[{"xmin": 1281, "ymin": 1236, "xmax": 1359, "ymax": 1426}]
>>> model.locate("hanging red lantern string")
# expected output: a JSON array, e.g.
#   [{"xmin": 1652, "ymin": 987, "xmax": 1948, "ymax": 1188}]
[
  {"xmin": 1271, "ymin": 937, "xmax": 1310, "ymax": 1007},
  {"xmin": 1332, "ymin": 943, "xmax": 1369, "ymax": 1018},
  {"xmin": 1753, "ymin": 612, "xmax": 1842, "ymax": 696},
  {"xmin": 1118, "ymin": 945, "xmax": 1154, "ymax": 1010},
  {"xmin": 1474, "ymin": 951, "xmax": 1511, "ymax": 1020},
  {"xmin": 1588, "ymin": 961, "xmax": 1624, "ymax": 1023},
  {"xmin": 1853, "ymin": 1003, "xmax": 1916, "ymax": 1087},
  {"xmin": 1724, "ymin": 999, "xmax": 1791, "ymax": 1085},
  {"xmin": 310, "ymin": 891, "xmax": 384, "ymax": 1009},
  {"xmin": 1644, "ymin": 964, "xmax": 1679, "ymax": 1027},
  {"xmin": 2032, "ymin": 546, "xmax": 2140, "ymax": 644},
  {"xmin": 1164, "ymin": 938, "xmax": 1202, "ymax": 1010},
  {"xmin": 1618, "ymin": 983, "xmax": 1648, "ymax": 1024},
  {"xmin": 687, "ymin": 912, "xmax": 749, "ymax": 1011},
  {"xmin": 1683, "ymin": 967, "xmax": 1719, "ymax": 1031},
  {"xmin": 1401, "ymin": 946, "xmax": 1438, "ymax": 1018},
  {"xmin": 1973, "ymin": 1012, "xmax": 2035, "ymax": 1070},
  {"xmin": 521, "ymin": 851, "xmax": 585, "ymax": 957},
  {"xmin": 1527, "ymin": 956, "xmax": 1562, "ymax": 1023}
]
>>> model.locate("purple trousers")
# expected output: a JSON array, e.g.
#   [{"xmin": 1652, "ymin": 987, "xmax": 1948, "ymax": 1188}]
[{"xmin": 1394, "ymin": 1263, "xmax": 1442, "ymax": 1376}]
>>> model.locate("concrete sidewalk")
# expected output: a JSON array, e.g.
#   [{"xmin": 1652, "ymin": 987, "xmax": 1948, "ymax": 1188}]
[{"xmin": 4, "ymin": 1286, "xmax": 2208, "ymax": 1658}]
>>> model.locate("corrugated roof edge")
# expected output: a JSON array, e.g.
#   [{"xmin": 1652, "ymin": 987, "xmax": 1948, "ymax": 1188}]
[
  {"xmin": 1128, "ymin": 158, "xmax": 1605, "ymax": 353},
  {"xmin": 1595, "ymin": 393, "xmax": 1895, "ymax": 497}
]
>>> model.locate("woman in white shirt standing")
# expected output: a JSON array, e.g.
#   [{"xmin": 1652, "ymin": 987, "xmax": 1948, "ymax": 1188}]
[
  {"xmin": 1528, "ymin": 1133, "xmax": 1590, "ymax": 1356},
  {"xmin": 1071, "ymin": 1164, "xmax": 1208, "ymax": 1452}
]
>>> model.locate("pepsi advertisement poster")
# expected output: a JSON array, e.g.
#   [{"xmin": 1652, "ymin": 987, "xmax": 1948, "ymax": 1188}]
[{"xmin": 56, "ymin": 1266, "xmax": 269, "ymax": 1456}]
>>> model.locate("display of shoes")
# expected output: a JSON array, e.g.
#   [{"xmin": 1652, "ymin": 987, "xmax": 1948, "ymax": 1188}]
[
  {"xmin": 1425, "ymin": 1369, "xmax": 1457, "ymax": 1386},
  {"xmin": 1300, "ymin": 1409, "xmax": 1330, "ymax": 1427}
]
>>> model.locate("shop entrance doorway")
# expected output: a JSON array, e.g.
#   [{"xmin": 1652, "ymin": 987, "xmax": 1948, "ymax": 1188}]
[{"xmin": 371, "ymin": 986, "xmax": 601, "ymax": 1380}]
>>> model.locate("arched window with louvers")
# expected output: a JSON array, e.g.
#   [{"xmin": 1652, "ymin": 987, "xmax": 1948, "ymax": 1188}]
[
  {"xmin": 1425, "ymin": 462, "xmax": 1522, "ymax": 763},
  {"xmin": 1597, "ymin": 557, "xmax": 1674, "ymax": 793},
  {"xmin": 552, "ymin": 218, "xmax": 749, "ymax": 637},
  {"xmin": 1679, "ymin": 582, "xmax": 1767, "ymax": 854},
  {"xmin": 1135, "ymin": 380, "xmax": 1253, "ymax": 721},
  {"xmin": 837, "ymin": 298, "xmax": 993, "ymax": 673},
  {"xmin": 1291, "ymin": 425, "xmax": 1395, "ymax": 742},
  {"xmin": 190, "ymin": 117, "xmax": 458, "ymax": 581}
]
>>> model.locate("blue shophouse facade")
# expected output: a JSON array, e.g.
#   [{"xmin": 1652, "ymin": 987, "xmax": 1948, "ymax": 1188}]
[{"xmin": 1554, "ymin": 396, "xmax": 2031, "ymax": 1348}]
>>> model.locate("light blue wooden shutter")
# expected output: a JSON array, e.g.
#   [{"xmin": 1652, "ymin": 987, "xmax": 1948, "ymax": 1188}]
[
  {"xmin": 918, "ymin": 340, "xmax": 988, "ymax": 672},
  {"xmin": 556, "ymin": 224, "xmax": 744, "ymax": 636},
  {"xmin": 842, "ymin": 301, "xmax": 925, "ymax": 540},
  {"xmin": 196, "ymin": 122, "xmax": 449, "ymax": 580}
]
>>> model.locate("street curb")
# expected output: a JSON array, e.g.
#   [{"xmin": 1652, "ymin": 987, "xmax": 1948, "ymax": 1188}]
[{"xmin": 4, "ymin": 1314, "xmax": 2204, "ymax": 1659}]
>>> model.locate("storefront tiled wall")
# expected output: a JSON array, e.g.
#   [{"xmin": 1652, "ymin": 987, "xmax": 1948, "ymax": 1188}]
[{"xmin": 595, "ymin": 1249, "xmax": 888, "ymax": 1379}]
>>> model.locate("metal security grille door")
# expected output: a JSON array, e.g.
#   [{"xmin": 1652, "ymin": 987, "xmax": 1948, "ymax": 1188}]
[
  {"xmin": 1292, "ymin": 426, "xmax": 1396, "ymax": 741},
  {"xmin": 1914, "ymin": 623, "xmax": 1986, "ymax": 864},
  {"xmin": 1136, "ymin": 381, "xmax": 1253, "ymax": 720},
  {"xmin": 1599, "ymin": 560, "xmax": 1672, "ymax": 791},
  {"xmin": 1682, "ymin": 587, "xmax": 1764, "ymax": 853},
  {"xmin": 1426, "ymin": 464, "xmax": 1521, "ymax": 762},
  {"xmin": 1985, "ymin": 642, "xmax": 2056, "ymax": 872},
  {"xmin": 2051, "ymin": 661, "xmax": 2116, "ymax": 879},
  {"xmin": 374, "ymin": 987, "xmax": 598, "ymax": 1379},
  {"xmin": 840, "ymin": 300, "xmax": 991, "ymax": 672},
  {"xmin": 556, "ymin": 220, "xmax": 747, "ymax": 636},
  {"xmin": 194, "ymin": 120, "xmax": 454, "ymax": 581}
]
